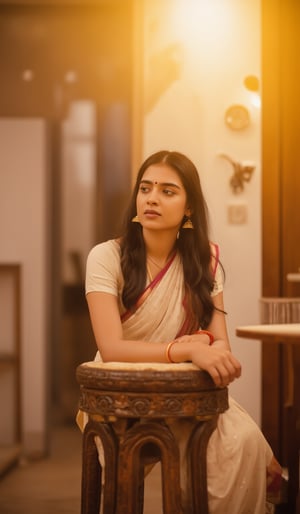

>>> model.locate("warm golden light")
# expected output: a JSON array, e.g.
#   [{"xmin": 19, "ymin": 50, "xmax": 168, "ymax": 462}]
[{"xmin": 171, "ymin": 0, "xmax": 230, "ymax": 48}]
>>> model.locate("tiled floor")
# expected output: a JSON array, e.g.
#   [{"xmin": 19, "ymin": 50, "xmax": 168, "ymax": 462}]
[{"xmin": 0, "ymin": 423, "xmax": 163, "ymax": 514}]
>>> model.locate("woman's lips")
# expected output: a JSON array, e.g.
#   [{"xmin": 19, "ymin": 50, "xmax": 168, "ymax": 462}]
[{"xmin": 144, "ymin": 210, "xmax": 161, "ymax": 217}]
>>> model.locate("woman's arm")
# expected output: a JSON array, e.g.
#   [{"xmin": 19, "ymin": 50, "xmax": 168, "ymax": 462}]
[
  {"xmin": 86, "ymin": 290, "xmax": 241, "ymax": 387},
  {"xmin": 169, "ymin": 292, "xmax": 242, "ymax": 386},
  {"xmin": 86, "ymin": 291, "xmax": 187, "ymax": 363}
]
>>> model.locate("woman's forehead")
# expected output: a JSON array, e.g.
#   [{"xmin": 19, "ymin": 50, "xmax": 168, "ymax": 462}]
[{"xmin": 141, "ymin": 163, "xmax": 183, "ymax": 185}]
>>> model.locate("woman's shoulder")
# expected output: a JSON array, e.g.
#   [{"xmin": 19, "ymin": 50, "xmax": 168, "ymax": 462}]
[
  {"xmin": 87, "ymin": 239, "xmax": 121, "ymax": 261},
  {"xmin": 86, "ymin": 239, "xmax": 122, "ymax": 295},
  {"xmin": 89, "ymin": 239, "xmax": 120, "ymax": 252}
]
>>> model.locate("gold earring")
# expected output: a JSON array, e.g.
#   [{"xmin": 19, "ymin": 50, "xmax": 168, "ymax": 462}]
[
  {"xmin": 182, "ymin": 217, "xmax": 194, "ymax": 229},
  {"xmin": 131, "ymin": 215, "xmax": 140, "ymax": 223}
]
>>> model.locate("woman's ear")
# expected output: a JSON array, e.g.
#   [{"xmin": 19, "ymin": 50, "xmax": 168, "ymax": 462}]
[{"xmin": 185, "ymin": 207, "xmax": 192, "ymax": 217}]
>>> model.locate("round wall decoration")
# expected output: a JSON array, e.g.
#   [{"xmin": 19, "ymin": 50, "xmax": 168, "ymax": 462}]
[{"xmin": 225, "ymin": 104, "xmax": 250, "ymax": 130}]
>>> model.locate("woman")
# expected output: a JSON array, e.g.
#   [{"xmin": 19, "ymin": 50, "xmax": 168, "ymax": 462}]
[{"xmin": 84, "ymin": 150, "xmax": 284, "ymax": 513}]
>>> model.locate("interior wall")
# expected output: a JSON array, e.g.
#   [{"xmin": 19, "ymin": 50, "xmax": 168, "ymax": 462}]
[
  {"xmin": 0, "ymin": 118, "xmax": 49, "ymax": 455},
  {"xmin": 142, "ymin": 0, "xmax": 262, "ymax": 423}
]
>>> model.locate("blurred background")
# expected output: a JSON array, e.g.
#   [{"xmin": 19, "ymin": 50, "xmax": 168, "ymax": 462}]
[{"xmin": 0, "ymin": 0, "xmax": 299, "ymax": 482}]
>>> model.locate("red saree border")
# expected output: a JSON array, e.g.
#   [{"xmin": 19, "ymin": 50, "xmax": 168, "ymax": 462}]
[
  {"xmin": 121, "ymin": 251, "xmax": 177, "ymax": 323},
  {"xmin": 121, "ymin": 243, "xmax": 220, "ymax": 333},
  {"xmin": 210, "ymin": 242, "xmax": 220, "ymax": 278}
]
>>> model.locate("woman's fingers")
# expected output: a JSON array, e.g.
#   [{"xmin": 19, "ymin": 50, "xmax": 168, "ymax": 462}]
[
  {"xmin": 213, "ymin": 353, "xmax": 241, "ymax": 386},
  {"xmin": 208, "ymin": 364, "xmax": 234, "ymax": 387},
  {"xmin": 192, "ymin": 346, "xmax": 242, "ymax": 387}
]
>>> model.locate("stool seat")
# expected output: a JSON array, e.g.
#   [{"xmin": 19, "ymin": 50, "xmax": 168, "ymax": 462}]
[
  {"xmin": 76, "ymin": 361, "xmax": 229, "ymax": 514},
  {"xmin": 77, "ymin": 361, "xmax": 228, "ymax": 419}
]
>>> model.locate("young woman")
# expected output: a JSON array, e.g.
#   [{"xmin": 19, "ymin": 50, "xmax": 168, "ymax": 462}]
[{"xmin": 84, "ymin": 150, "xmax": 284, "ymax": 513}]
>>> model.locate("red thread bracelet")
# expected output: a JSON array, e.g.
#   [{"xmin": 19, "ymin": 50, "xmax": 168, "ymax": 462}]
[{"xmin": 194, "ymin": 330, "xmax": 214, "ymax": 345}]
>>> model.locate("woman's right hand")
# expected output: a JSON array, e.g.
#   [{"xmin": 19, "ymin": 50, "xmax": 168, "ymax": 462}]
[{"xmin": 189, "ymin": 342, "xmax": 242, "ymax": 387}]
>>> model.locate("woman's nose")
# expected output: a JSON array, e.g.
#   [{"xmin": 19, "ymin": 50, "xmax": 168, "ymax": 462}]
[
  {"xmin": 147, "ymin": 197, "xmax": 157, "ymax": 205},
  {"xmin": 147, "ymin": 190, "xmax": 158, "ymax": 204}
]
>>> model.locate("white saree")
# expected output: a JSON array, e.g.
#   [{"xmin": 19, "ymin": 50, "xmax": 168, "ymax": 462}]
[{"xmin": 82, "ymin": 239, "xmax": 274, "ymax": 514}]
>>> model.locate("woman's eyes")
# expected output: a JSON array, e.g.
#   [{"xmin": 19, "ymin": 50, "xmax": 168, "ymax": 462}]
[
  {"xmin": 139, "ymin": 185, "xmax": 175, "ymax": 196},
  {"xmin": 139, "ymin": 185, "xmax": 150, "ymax": 193}
]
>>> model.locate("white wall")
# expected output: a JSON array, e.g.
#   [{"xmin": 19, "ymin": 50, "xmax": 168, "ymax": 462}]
[
  {"xmin": 143, "ymin": 0, "xmax": 262, "ymax": 423},
  {"xmin": 0, "ymin": 118, "xmax": 49, "ymax": 455}
]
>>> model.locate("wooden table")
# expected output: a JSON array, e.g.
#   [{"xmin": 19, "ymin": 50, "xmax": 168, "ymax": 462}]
[
  {"xmin": 236, "ymin": 323, "xmax": 300, "ymax": 514},
  {"xmin": 287, "ymin": 273, "xmax": 300, "ymax": 283}
]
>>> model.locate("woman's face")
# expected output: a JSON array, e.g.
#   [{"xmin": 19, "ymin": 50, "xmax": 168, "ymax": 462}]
[{"xmin": 136, "ymin": 163, "xmax": 190, "ymax": 233}]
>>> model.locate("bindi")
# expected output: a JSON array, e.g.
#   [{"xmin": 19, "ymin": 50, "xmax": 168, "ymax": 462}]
[{"xmin": 140, "ymin": 179, "xmax": 181, "ymax": 189}]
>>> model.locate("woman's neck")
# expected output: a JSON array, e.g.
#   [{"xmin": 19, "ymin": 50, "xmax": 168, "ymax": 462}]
[{"xmin": 143, "ymin": 228, "xmax": 177, "ymax": 265}]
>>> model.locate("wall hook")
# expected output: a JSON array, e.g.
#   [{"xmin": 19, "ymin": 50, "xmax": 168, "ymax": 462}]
[{"xmin": 218, "ymin": 153, "xmax": 255, "ymax": 194}]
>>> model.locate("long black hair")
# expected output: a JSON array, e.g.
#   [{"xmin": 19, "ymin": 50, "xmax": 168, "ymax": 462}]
[{"xmin": 120, "ymin": 150, "xmax": 220, "ymax": 328}]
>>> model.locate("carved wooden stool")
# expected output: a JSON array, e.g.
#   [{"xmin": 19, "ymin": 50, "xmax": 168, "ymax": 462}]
[{"xmin": 76, "ymin": 361, "xmax": 229, "ymax": 514}]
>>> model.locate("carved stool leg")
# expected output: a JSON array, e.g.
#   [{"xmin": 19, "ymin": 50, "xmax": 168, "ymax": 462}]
[
  {"xmin": 82, "ymin": 420, "xmax": 118, "ymax": 514},
  {"xmin": 137, "ymin": 464, "xmax": 145, "ymax": 514},
  {"xmin": 116, "ymin": 421, "xmax": 182, "ymax": 514},
  {"xmin": 76, "ymin": 363, "xmax": 228, "ymax": 514},
  {"xmin": 186, "ymin": 416, "xmax": 219, "ymax": 514},
  {"xmin": 81, "ymin": 422, "xmax": 101, "ymax": 514}
]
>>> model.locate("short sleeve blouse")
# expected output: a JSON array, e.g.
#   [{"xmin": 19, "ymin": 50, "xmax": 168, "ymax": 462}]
[
  {"xmin": 85, "ymin": 239, "xmax": 122, "ymax": 297},
  {"xmin": 85, "ymin": 239, "xmax": 223, "ymax": 298}
]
